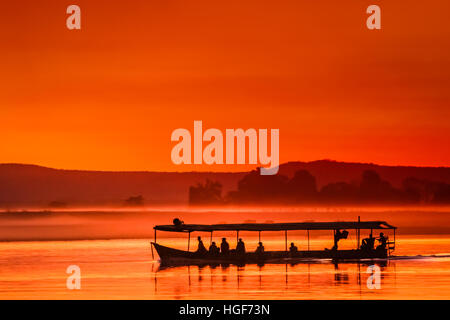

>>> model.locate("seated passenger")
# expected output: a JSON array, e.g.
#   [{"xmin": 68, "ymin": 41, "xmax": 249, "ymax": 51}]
[
  {"xmin": 209, "ymin": 242, "xmax": 220, "ymax": 255},
  {"xmin": 377, "ymin": 232, "xmax": 388, "ymax": 250},
  {"xmin": 289, "ymin": 242, "xmax": 298, "ymax": 253},
  {"xmin": 236, "ymin": 238, "xmax": 246, "ymax": 255},
  {"xmin": 220, "ymin": 238, "xmax": 230, "ymax": 255},
  {"xmin": 196, "ymin": 236, "xmax": 207, "ymax": 255},
  {"xmin": 255, "ymin": 242, "xmax": 265, "ymax": 254},
  {"xmin": 361, "ymin": 233, "xmax": 375, "ymax": 251}
]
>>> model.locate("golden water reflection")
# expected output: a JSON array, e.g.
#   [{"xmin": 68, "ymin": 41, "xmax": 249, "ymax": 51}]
[
  {"xmin": 151, "ymin": 258, "xmax": 450, "ymax": 299},
  {"xmin": 1, "ymin": 238, "xmax": 450, "ymax": 299}
]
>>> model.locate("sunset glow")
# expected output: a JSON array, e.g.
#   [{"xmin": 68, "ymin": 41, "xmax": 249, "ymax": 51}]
[{"xmin": 2, "ymin": 0, "xmax": 450, "ymax": 171}]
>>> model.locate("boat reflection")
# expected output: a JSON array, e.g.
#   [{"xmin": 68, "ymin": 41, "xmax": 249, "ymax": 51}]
[{"xmin": 152, "ymin": 260, "xmax": 392, "ymax": 296}]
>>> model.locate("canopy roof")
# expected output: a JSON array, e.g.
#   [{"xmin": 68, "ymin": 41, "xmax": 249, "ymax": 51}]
[{"xmin": 154, "ymin": 221, "xmax": 396, "ymax": 233}]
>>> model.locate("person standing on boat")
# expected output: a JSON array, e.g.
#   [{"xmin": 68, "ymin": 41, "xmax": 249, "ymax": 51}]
[
  {"xmin": 196, "ymin": 236, "xmax": 207, "ymax": 255},
  {"xmin": 220, "ymin": 238, "xmax": 230, "ymax": 255},
  {"xmin": 236, "ymin": 238, "xmax": 246, "ymax": 255},
  {"xmin": 332, "ymin": 229, "xmax": 348, "ymax": 250}
]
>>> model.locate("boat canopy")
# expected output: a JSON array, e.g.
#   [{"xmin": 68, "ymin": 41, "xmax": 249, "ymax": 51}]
[{"xmin": 153, "ymin": 221, "xmax": 396, "ymax": 233}]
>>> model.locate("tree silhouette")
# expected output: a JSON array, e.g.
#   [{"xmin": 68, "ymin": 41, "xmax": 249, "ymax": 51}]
[
  {"xmin": 229, "ymin": 168, "xmax": 289, "ymax": 203},
  {"xmin": 403, "ymin": 177, "xmax": 450, "ymax": 203},
  {"xmin": 320, "ymin": 182, "xmax": 359, "ymax": 203},
  {"xmin": 189, "ymin": 168, "xmax": 450, "ymax": 205},
  {"xmin": 359, "ymin": 170, "xmax": 402, "ymax": 202},
  {"xmin": 189, "ymin": 179, "xmax": 223, "ymax": 205},
  {"xmin": 125, "ymin": 195, "xmax": 144, "ymax": 206},
  {"xmin": 287, "ymin": 170, "xmax": 318, "ymax": 202}
]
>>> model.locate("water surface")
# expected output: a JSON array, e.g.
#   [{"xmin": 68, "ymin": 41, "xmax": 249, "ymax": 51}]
[{"xmin": 1, "ymin": 208, "xmax": 450, "ymax": 299}]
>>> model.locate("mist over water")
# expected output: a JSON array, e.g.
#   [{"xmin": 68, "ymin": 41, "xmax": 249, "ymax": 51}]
[
  {"xmin": 1, "ymin": 206, "xmax": 450, "ymax": 241},
  {"xmin": 1, "ymin": 207, "xmax": 450, "ymax": 299}
]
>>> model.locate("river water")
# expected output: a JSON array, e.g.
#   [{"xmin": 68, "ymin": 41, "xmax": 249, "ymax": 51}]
[{"xmin": 0, "ymin": 207, "xmax": 449, "ymax": 299}]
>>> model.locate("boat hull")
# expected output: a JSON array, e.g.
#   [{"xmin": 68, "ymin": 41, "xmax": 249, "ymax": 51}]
[{"xmin": 151, "ymin": 242, "xmax": 388, "ymax": 265}]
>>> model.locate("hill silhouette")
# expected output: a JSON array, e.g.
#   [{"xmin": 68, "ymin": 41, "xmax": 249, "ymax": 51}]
[
  {"xmin": 1, "ymin": 160, "xmax": 450, "ymax": 208},
  {"xmin": 0, "ymin": 164, "xmax": 244, "ymax": 208}
]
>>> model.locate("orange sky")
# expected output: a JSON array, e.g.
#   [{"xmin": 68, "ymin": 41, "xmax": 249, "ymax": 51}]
[{"xmin": 1, "ymin": 0, "xmax": 450, "ymax": 171}]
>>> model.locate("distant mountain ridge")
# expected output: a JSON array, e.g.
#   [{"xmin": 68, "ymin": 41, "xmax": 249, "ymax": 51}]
[{"xmin": 1, "ymin": 160, "xmax": 450, "ymax": 207}]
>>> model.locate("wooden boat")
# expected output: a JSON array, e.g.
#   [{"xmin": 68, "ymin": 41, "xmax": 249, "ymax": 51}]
[{"xmin": 151, "ymin": 219, "xmax": 396, "ymax": 265}]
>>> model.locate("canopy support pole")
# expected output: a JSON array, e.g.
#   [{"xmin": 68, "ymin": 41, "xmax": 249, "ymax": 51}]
[
  {"xmin": 285, "ymin": 230, "xmax": 288, "ymax": 251},
  {"xmin": 210, "ymin": 231, "xmax": 213, "ymax": 245},
  {"xmin": 307, "ymin": 230, "xmax": 310, "ymax": 251},
  {"xmin": 258, "ymin": 231, "xmax": 261, "ymax": 242},
  {"xmin": 393, "ymin": 228, "xmax": 396, "ymax": 249},
  {"xmin": 357, "ymin": 216, "xmax": 360, "ymax": 250},
  {"xmin": 236, "ymin": 230, "xmax": 239, "ymax": 243},
  {"xmin": 154, "ymin": 229, "xmax": 157, "ymax": 244},
  {"xmin": 187, "ymin": 231, "xmax": 191, "ymax": 252}
]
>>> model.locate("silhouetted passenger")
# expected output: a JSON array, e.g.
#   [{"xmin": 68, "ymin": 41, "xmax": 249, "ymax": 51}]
[
  {"xmin": 255, "ymin": 242, "xmax": 265, "ymax": 254},
  {"xmin": 236, "ymin": 238, "xmax": 246, "ymax": 254},
  {"xmin": 332, "ymin": 229, "xmax": 348, "ymax": 250},
  {"xmin": 289, "ymin": 242, "xmax": 298, "ymax": 253},
  {"xmin": 209, "ymin": 242, "xmax": 220, "ymax": 255},
  {"xmin": 196, "ymin": 236, "xmax": 207, "ymax": 254},
  {"xmin": 220, "ymin": 238, "xmax": 230, "ymax": 255},
  {"xmin": 361, "ymin": 233, "xmax": 375, "ymax": 251},
  {"xmin": 173, "ymin": 218, "xmax": 184, "ymax": 229},
  {"xmin": 377, "ymin": 232, "xmax": 388, "ymax": 250}
]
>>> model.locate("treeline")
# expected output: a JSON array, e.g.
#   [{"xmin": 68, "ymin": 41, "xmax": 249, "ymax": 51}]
[{"xmin": 189, "ymin": 169, "xmax": 450, "ymax": 205}]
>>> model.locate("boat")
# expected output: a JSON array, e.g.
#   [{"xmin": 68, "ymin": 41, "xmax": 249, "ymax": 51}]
[{"xmin": 151, "ymin": 218, "xmax": 396, "ymax": 265}]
